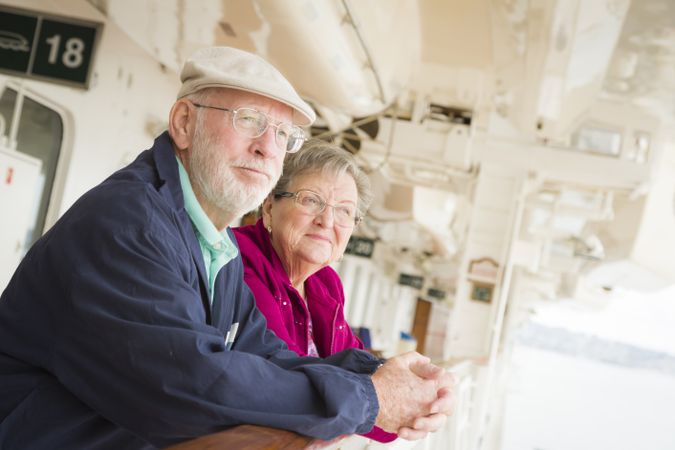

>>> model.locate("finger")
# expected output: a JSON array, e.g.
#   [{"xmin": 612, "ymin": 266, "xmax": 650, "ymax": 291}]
[
  {"xmin": 430, "ymin": 387, "xmax": 455, "ymax": 415},
  {"xmin": 398, "ymin": 351, "xmax": 430, "ymax": 366},
  {"xmin": 437, "ymin": 385, "xmax": 453, "ymax": 399},
  {"xmin": 412, "ymin": 412, "xmax": 447, "ymax": 433},
  {"xmin": 438, "ymin": 371, "xmax": 459, "ymax": 388},
  {"xmin": 410, "ymin": 361, "xmax": 443, "ymax": 380},
  {"xmin": 397, "ymin": 426, "xmax": 428, "ymax": 441}
]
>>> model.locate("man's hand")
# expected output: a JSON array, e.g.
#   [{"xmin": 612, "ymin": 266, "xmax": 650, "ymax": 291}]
[
  {"xmin": 397, "ymin": 385, "xmax": 455, "ymax": 440},
  {"xmin": 370, "ymin": 352, "xmax": 456, "ymax": 439},
  {"xmin": 398, "ymin": 361, "xmax": 456, "ymax": 440}
]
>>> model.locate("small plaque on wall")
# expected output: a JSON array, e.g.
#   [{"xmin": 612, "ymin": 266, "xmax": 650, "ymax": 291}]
[
  {"xmin": 398, "ymin": 273, "xmax": 424, "ymax": 289},
  {"xmin": 470, "ymin": 282, "xmax": 493, "ymax": 303},
  {"xmin": 345, "ymin": 236, "xmax": 376, "ymax": 258},
  {"xmin": 426, "ymin": 288, "xmax": 447, "ymax": 300},
  {"xmin": 468, "ymin": 257, "xmax": 499, "ymax": 282}
]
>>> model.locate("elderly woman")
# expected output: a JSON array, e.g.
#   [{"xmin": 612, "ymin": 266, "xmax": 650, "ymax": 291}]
[{"xmin": 233, "ymin": 139, "xmax": 396, "ymax": 443}]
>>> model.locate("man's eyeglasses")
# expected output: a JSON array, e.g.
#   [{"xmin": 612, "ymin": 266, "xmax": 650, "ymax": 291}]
[
  {"xmin": 192, "ymin": 103, "xmax": 307, "ymax": 153},
  {"xmin": 274, "ymin": 190, "xmax": 361, "ymax": 227}
]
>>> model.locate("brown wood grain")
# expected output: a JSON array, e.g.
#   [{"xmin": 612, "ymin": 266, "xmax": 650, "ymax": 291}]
[{"xmin": 165, "ymin": 424, "xmax": 315, "ymax": 450}]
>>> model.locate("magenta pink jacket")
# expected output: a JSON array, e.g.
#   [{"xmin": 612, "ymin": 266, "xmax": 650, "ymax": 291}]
[{"xmin": 233, "ymin": 219, "xmax": 396, "ymax": 443}]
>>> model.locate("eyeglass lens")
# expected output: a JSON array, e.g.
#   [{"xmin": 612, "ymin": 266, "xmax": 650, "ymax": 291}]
[
  {"xmin": 294, "ymin": 190, "xmax": 357, "ymax": 226},
  {"xmin": 232, "ymin": 108, "xmax": 305, "ymax": 153}
]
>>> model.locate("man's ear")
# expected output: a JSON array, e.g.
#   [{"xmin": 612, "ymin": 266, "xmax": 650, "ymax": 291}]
[{"xmin": 168, "ymin": 99, "xmax": 196, "ymax": 151}]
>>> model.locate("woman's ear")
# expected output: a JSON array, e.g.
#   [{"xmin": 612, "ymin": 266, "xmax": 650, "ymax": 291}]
[
  {"xmin": 261, "ymin": 196, "xmax": 273, "ymax": 227},
  {"xmin": 168, "ymin": 99, "xmax": 196, "ymax": 151}
]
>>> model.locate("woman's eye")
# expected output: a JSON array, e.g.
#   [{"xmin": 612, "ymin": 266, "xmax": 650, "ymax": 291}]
[
  {"xmin": 338, "ymin": 207, "xmax": 354, "ymax": 218},
  {"xmin": 305, "ymin": 196, "xmax": 320, "ymax": 206}
]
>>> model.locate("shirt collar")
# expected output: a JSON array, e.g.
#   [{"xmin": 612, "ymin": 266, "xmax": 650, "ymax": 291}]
[{"xmin": 175, "ymin": 156, "xmax": 237, "ymax": 256}]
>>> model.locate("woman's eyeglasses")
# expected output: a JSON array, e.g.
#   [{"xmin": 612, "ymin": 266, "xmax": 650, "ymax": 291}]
[{"xmin": 274, "ymin": 189, "xmax": 361, "ymax": 227}]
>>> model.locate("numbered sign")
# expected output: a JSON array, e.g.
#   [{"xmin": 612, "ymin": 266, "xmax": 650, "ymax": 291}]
[
  {"xmin": 0, "ymin": 5, "xmax": 102, "ymax": 89},
  {"xmin": 344, "ymin": 236, "xmax": 376, "ymax": 258}
]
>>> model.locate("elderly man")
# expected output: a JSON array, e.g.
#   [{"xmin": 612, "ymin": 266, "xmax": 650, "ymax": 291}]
[{"xmin": 0, "ymin": 47, "xmax": 453, "ymax": 449}]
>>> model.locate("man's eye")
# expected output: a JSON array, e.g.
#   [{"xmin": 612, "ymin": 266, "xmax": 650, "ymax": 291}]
[
  {"xmin": 238, "ymin": 115, "xmax": 257, "ymax": 125},
  {"xmin": 277, "ymin": 128, "xmax": 289, "ymax": 141},
  {"xmin": 236, "ymin": 110, "xmax": 264, "ymax": 128}
]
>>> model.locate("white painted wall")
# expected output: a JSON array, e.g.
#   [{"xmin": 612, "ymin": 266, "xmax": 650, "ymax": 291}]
[{"xmin": 2, "ymin": 0, "xmax": 180, "ymax": 231}]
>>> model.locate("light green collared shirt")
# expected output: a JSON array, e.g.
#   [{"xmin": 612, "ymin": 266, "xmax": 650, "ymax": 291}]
[{"xmin": 176, "ymin": 157, "xmax": 238, "ymax": 305}]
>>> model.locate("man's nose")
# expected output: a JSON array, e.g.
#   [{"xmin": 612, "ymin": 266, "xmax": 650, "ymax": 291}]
[{"xmin": 252, "ymin": 127, "xmax": 280, "ymax": 158}]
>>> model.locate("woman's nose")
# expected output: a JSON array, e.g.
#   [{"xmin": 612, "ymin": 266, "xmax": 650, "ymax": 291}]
[{"xmin": 314, "ymin": 205, "xmax": 336, "ymax": 227}]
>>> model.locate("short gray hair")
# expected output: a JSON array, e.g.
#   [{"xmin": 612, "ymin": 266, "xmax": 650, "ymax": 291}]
[
  {"xmin": 184, "ymin": 87, "xmax": 218, "ymax": 104},
  {"xmin": 273, "ymin": 139, "xmax": 373, "ymax": 220},
  {"xmin": 183, "ymin": 88, "xmax": 220, "ymax": 125}
]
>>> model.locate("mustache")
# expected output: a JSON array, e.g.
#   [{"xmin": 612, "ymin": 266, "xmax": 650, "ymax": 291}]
[{"xmin": 231, "ymin": 160, "xmax": 274, "ymax": 180}]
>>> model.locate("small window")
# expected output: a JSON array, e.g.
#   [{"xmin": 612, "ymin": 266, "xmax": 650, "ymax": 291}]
[
  {"xmin": 571, "ymin": 125, "xmax": 622, "ymax": 157},
  {"xmin": 0, "ymin": 87, "xmax": 63, "ymax": 247}
]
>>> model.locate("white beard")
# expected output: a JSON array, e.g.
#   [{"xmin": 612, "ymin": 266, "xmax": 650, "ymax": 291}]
[{"xmin": 188, "ymin": 123, "xmax": 277, "ymax": 223}]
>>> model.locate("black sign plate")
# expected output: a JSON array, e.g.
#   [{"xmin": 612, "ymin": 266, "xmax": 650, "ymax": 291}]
[
  {"xmin": 398, "ymin": 273, "xmax": 424, "ymax": 289},
  {"xmin": 345, "ymin": 236, "xmax": 375, "ymax": 258},
  {"xmin": 426, "ymin": 288, "xmax": 447, "ymax": 300},
  {"xmin": 0, "ymin": 5, "xmax": 102, "ymax": 88}
]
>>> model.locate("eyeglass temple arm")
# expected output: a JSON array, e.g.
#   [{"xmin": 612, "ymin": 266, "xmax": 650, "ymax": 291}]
[
  {"xmin": 273, "ymin": 192, "xmax": 296, "ymax": 199},
  {"xmin": 191, "ymin": 103, "xmax": 233, "ymax": 113}
]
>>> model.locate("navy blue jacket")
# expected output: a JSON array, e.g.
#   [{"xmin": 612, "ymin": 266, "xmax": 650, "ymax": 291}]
[{"xmin": 0, "ymin": 132, "xmax": 380, "ymax": 449}]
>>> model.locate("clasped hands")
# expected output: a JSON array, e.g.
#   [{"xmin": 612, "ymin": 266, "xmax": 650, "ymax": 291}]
[{"xmin": 371, "ymin": 351, "xmax": 456, "ymax": 440}]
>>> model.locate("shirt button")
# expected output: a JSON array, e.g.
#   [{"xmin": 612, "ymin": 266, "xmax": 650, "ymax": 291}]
[
  {"xmin": 282, "ymin": 301, "xmax": 287, "ymax": 306},
  {"xmin": 338, "ymin": 325, "xmax": 344, "ymax": 330}
]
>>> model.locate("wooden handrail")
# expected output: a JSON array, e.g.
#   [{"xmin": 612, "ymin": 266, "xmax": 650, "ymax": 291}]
[{"xmin": 165, "ymin": 425, "xmax": 316, "ymax": 450}]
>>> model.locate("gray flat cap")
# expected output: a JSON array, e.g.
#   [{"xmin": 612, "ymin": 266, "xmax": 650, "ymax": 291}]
[{"xmin": 177, "ymin": 47, "xmax": 316, "ymax": 126}]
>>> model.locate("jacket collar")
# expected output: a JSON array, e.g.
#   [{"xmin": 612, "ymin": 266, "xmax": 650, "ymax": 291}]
[
  {"xmin": 153, "ymin": 131, "xmax": 185, "ymax": 212},
  {"xmin": 152, "ymin": 131, "xmax": 212, "ymax": 319},
  {"xmin": 252, "ymin": 219, "xmax": 293, "ymax": 286}
]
